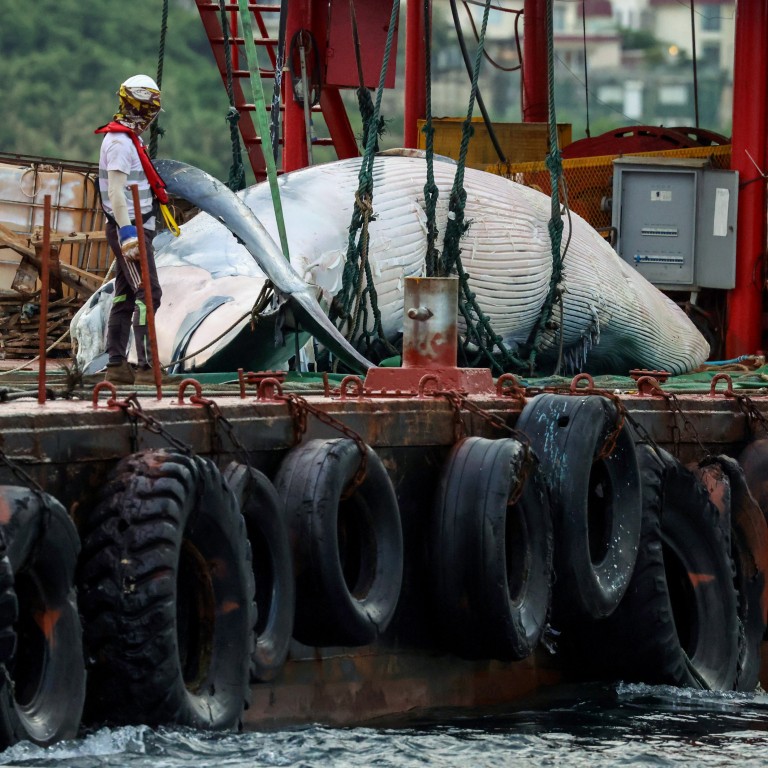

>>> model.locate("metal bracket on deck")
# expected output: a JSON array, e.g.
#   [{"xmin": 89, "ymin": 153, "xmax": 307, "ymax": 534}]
[
  {"xmin": 569, "ymin": 373, "xmax": 595, "ymax": 392},
  {"xmin": 92, "ymin": 381, "xmax": 120, "ymax": 409},
  {"xmin": 339, "ymin": 376, "xmax": 365, "ymax": 400},
  {"xmin": 496, "ymin": 373, "xmax": 527, "ymax": 403},
  {"xmin": 709, "ymin": 373, "xmax": 736, "ymax": 398},
  {"xmin": 634, "ymin": 376, "xmax": 668, "ymax": 398},
  {"xmin": 177, "ymin": 378, "xmax": 206, "ymax": 405},
  {"xmin": 256, "ymin": 377, "xmax": 284, "ymax": 401}
]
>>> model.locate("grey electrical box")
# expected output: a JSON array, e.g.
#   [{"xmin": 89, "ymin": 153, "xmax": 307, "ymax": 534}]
[{"xmin": 611, "ymin": 156, "xmax": 738, "ymax": 291}]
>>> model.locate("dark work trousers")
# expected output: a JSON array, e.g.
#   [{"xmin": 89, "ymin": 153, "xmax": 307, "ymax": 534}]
[{"xmin": 105, "ymin": 221, "xmax": 162, "ymax": 368}]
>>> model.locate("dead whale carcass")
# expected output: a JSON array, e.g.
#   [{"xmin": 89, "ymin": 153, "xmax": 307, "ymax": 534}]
[{"xmin": 70, "ymin": 154, "xmax": 709, "ymax": 376}]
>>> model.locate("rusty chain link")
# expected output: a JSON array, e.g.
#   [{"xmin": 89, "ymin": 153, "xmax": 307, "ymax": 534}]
[
  {"xmin": 0, "ymin": 448, "xmax": 54, "ymax": 568},
  {"xmin": 433, "ymin": 389, "xmax": 534, "ymax": 506},
  {"xmin": 195, "ymin": 396, "xmax": 252, "ymax": 468},
  {"xmin": 664, "ymin": 391, "xmax": 710, "ymax": 459},
  {"xmin": 565, "ymin": 381, "xmax": 629, "ymax": 462},
  {"xmin": 114, "ymin": 393, "xmax": 193, "ymax": 455},
  {"xmin": 730, "ymin": 392, "xmax": 768, "ymax": 439},
  {"xmin": 585, "ymin": 389, "xmax": 627, "ymax": 462},
  {"xmin": 0, "ymin": 449, "xmax": 49, "ymax": 507},
  {"xmin": 276, "ymin": 391, "xmax": 369, "ymax": 499}
]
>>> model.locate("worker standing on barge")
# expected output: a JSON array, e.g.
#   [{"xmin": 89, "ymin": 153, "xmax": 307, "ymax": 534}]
[{"xmin": 95, "ymin": 74, "xmax": 166, "ymax": 386}]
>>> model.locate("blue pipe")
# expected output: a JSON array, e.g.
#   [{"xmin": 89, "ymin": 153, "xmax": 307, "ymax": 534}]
[{"xmin": 704, "ymin": 354, "xmax": 755, "ymax": 366}]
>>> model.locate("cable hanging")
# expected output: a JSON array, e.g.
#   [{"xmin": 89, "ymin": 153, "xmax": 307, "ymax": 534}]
[{"xmin": 149, "ymin": 0, "xmax": 169, "ymax": 158}]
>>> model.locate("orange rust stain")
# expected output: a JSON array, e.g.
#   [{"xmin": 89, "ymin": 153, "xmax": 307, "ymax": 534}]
[
  {"xmin": 34, "ymin": 609, "xmax": 62, "ymax": 650},
  {"xmin": 0, "ymin": 498, "xmax": 11, "ymax": 525},
  {"xmin": 688, "ymin": 572, "xmax": 716, "ymax": 587},
  {"xmin": 219, "ymin": 600, "xmax": 240, "ymax": 615}
]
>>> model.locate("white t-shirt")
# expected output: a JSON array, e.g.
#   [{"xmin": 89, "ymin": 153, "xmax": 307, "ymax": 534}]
[{"xmin": 98, "ymin": 132, "xmax": 156, "ymax": 228}]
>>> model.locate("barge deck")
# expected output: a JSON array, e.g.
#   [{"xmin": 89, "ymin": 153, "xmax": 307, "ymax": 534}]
[{"xmin": 0, "ymin": 364, "xmax": 766, "ymax": 729}]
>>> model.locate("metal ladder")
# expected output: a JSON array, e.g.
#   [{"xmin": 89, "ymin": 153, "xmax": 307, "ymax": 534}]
[{"xmin": 195, "ymin": 1, "xmax": 359, "ymax": 182}]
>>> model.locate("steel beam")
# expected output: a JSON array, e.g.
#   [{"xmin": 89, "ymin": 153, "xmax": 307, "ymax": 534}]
[
  {"xmin": 726, "ymin": 0, "xmax": 768, "ymax": 357},
  {"xmin": 522, "ymin": 0, "xmax": 548, "ymax": 122}
]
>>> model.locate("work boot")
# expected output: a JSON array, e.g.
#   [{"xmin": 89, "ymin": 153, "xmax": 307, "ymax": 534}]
[
  {"xmin": 105, "ymin": 359, "xmax": 135, "ymax": 385},
  {"xmin": 134, "ymin": 366, "xmax": 174, "ymax": 387}
]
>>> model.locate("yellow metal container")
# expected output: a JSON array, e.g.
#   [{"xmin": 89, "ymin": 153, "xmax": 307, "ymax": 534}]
[{"xmin": 416, "ymin": 118, "xmax": 572, "ymax": 169}]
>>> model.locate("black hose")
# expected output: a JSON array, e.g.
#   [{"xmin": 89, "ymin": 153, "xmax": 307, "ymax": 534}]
[{"xmin": 449, "ymin": 0, "xmax": 507, "ymax": 163}]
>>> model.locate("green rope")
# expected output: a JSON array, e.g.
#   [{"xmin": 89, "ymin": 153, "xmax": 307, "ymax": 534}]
[
  {"xmin": 357, "ymin": 88, "xmax": 386, "ymax": 152},
  {"xmin": 269, "ymin": 0, "xmax": 288, "ymax": 163},
  {"xmin": 332, "ymin": 0, "xmax": 400, "ymax": 359},
  {"xmin": 349, "ymin": 0, "xmax": 385, "ymax": 153},
  {"xmin": 148, "ymin": 0, "xmax": 169, "ymax": 158},
  {"xmin": 522, "ymin": 0, "xmax": 565, "ymax": 374},
  {"xmin": 437, "ymin": 0, "xmax": 527, "ymax": 374},
  {"xmin": 422, "ymin": 0, "xmax": 440, "ymax": 277},
  {"xmin": 237, "ymin": 0, "xmax": 290, "ymax": 261},
  {"xmin": 219, "ymin": 0, "xmax": 247, "ymax": 191}
]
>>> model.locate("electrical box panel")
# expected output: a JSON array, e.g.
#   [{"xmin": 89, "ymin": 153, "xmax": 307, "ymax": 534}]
[{"xmin": 611, "ymin": 157, "xmax": 738, "ymax": 291}]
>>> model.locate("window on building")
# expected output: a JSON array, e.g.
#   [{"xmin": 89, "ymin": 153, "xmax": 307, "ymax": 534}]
[
  {"xmin": 701, "ymin": 42, "xmax": 720, "ymax": 67},
  {"xmin": 598, "ymin": 85, "xmax": 623, "ymax": 104},
  {"xmin": 553, "ymin": 6, "xmax": 566, "ymax": 32},
  {"xmin": 701, "ymin": 6, "xmax": 721, "ymax": 32},
  {"xmin": 659, "ymin": 84, "xmax": 688, "ymax": 105}
]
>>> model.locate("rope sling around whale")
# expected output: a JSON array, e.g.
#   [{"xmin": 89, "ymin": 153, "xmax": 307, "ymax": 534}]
[
  {"xmin": 146, "ymin": 0, "xmax": 571, "ymax": 375},
  {"xmin": 331, "ymin": 0, "xmax": 571, "ymax": 375}
]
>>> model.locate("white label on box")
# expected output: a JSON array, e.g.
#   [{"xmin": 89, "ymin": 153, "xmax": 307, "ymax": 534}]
[
  {"xmin": 713, "ymin": 187, "xmax": 729, "ymax": 237},
  {"xmin": 651, "ymin": 190, "xmax": 672, "ymax": 202}
]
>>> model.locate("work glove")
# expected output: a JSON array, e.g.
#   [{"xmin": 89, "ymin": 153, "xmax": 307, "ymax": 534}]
[{"xmin": 118, "ymin": 225, "xmax": 140, "ymax": 261}]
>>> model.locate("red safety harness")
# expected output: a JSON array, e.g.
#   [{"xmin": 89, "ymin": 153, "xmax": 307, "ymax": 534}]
[{"xmin": 95, "ymin": 122, "xmax": 169, "ymax": 204}]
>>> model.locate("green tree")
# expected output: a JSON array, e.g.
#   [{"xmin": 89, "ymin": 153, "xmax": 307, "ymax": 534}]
[{"xmin": 1, "ymin": 0, "xmax": 238, "ymax": 181}]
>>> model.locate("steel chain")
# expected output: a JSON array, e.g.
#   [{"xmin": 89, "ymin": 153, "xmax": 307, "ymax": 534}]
[
  {"xmin": 571, "ymin": 382, "xmax": 706, "ymax": 462},
  {"xmin": 0, "ymin": 449, "xmax": 53, "ymax": 570},
  {"xmin": 197, "ymin": 397, "xmax": 252, "ymax": 468},
  {"xmin": 282, "ymin": 394, "xmax": 309, "ymax": 446},
  {"xmin": 577, "ymin": 388, "xmax": 627, "ymax": 462},
  {"xmin": 0, "ymin": 450, "xmax": 49, "ymax": 508},
  {"xmin": 115, "ymin": 393, "xmax": 193, "ymax": 455},
  {"xmin": 664, "ymin": 391, "xmax": 710, "ymax": 458},
  {"xmin": 433, "ymin": 390, "xmax": 533, "ymax": 506},
  {"xmin": 437, "ymin": 390, "xmax": 468, "ymax": 442},
  {"xmin": 277, "ymin": 392, "xmax": 369, "ymax": 498},
  {"xmin": 731, "ymin": 392, "xmax": 768, "ymax": 438}
]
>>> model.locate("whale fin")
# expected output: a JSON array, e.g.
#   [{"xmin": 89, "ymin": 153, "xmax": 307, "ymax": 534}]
[{"xmin": 154, "ymin": 159, "xmax": 373, "ymax": 373}]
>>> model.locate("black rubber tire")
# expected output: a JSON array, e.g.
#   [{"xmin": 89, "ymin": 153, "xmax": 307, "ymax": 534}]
[
  {"xmin": 0, "ymin": 487, "xmax": 84, "ymax": 747},
  {"xmin": 224, "ymin": 461, "xmax": 295, "ymax": 682},
  {"xmin": 78, "ymin": 450, "xmax": 255, "ymax": 729},
  {"xmin": 565, "ymin": 445, "xmax": 740, "ymax": 690},
  {"xmin": 515, "ymin": 393, "xmax": 642, "ymax": 620},
  {"xmin": 274, "ymin": 438, "xmax": 403, "ymax": 647},
  {"xmin": 699, "ymin": 454, "xmax": 768, "ymax": 691},
  {"xmin": 432, "ymin": 437, "xmax": 554, "ymax": 660},
  {"xmin": 0, "ymin": 532, "xmax": 16, "ymax": 674},
  {"xmin": 737, "ymin": 438, "xmax": 768, "ymax": 519}
]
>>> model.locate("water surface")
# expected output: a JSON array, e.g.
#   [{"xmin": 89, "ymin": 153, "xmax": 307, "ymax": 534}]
[{"xmin": 2, "ymin": 684, "xmax": 767, "ymax": 767}]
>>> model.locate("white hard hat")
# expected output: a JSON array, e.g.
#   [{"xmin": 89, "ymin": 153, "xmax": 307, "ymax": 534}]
[{"xmin": 121, "ymin": 74, "xmax": 160, "ymax": 92}]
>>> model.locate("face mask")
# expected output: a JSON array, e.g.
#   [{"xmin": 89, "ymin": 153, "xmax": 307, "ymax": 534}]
[{"xmin": 113, "ymin": 85, "xmax": 162, "ymax": 133}]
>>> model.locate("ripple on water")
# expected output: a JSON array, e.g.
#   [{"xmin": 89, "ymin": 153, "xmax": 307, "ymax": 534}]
[{"xmin": 2, "ymin": 685, "xmax": 768, "ymax": 767}]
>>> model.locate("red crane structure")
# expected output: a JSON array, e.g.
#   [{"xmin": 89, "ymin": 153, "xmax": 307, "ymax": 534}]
[{"xmin": 197, "ymin": 0, "xmax": 768, "ymax": 361}]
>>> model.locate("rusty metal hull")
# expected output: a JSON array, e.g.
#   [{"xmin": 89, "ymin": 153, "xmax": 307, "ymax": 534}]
[{"xmin": 0, "ymin": 375, "xmax": 766, "ymax": 727}]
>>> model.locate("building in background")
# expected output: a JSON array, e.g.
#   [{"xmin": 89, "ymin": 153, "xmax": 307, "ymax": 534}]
[{"xmin": 430, "ymin": 0, "xmax": 735, "ymax": 138}]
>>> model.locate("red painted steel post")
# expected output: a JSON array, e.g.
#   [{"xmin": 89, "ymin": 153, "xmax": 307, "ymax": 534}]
[
  {"xmin": 320, "ymin": 88, "xmax": 360, "ymax": 159},
  {"xmin": 726, "ymin": 0, "xmax": 768, "ymax": 357},
  {"xmin": 404, "ymin": 0, "xmax": 426, "ymax": 149},
  {"xmin": 314, "ymin": 4, "xmax": 359, "ymax": 159},
  {"xmin": 131, "ymin": 186, "xmax": 162, "ymax": 399},
  {"xmin": 37, "ymin": 195, "xmax": 51, "ymax": 405},
  {"xmin": 403, "ymin": 277, "xmax": 458, "ymax": 368},
  {"xmin": 521, "ymin": 0, "xmax": 548, "ymax": 122},
  {"xmin": 283, "ymin": 0, "xmax": 310, "ymax": 171}
]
